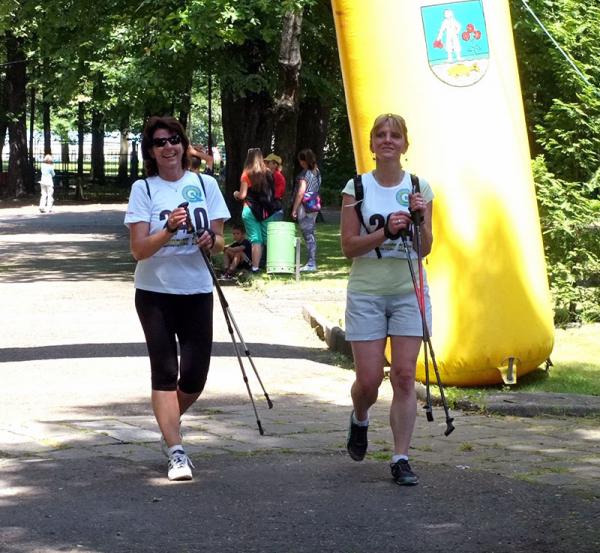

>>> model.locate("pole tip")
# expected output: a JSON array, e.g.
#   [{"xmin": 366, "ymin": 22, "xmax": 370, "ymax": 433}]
[{"xmin": 444, "ymin": 419, "xmax": 455, "ymax": 436}]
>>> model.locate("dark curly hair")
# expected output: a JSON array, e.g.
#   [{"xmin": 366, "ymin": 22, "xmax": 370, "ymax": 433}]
[{"xmin": 141, "ymin": 116, "xmax": 190, "ymax": 176}]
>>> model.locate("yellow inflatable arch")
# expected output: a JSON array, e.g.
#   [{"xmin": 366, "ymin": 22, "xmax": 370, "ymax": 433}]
[{"xmin": 332, "ymin": 0, "xmax": 554, "ymax": 386}]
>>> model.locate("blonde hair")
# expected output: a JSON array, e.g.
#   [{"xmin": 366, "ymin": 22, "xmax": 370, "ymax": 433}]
[
  {"xmin": 369, "ymin": 113, "xmax": 410, "ymax": 150},
  {"xmin": 43, "ymin": 154, "xmax": 53, "ymax": 164}
]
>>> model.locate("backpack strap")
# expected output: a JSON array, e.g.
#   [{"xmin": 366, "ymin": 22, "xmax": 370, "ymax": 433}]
[
  {"xmin": 144, "ymin": 178, "xmax": 151, "ymax": 199},
  {"xmin": 410, "ymin": 173, "xmax": 420, "ymax": 194},
  {"xmin": 196, "ymin": 172, "xmax": 207, "ymax": 197},
  {"xmin": 352, "ymin": 174, "xmax": 364, "ymax": 223},
  {"xmin": 409, "ymin": 173, "xmax": 423, "ymax": 226},
  {"xmin": 353, "ymin": 174, "xmax": 382, "ymax": 259}
]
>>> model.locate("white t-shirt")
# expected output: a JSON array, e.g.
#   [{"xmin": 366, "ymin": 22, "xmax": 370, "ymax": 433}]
[
  {"xmin": 342, "ymin": 171, "xmax": 433, "ymax": 259},
  {"xmin": 342, "ymin": 171, "xmax": 434, "ymax": 295},
  {"xmin": 40, "ymin": 164, "xmax": 55, "ymax": 185},
  {"xmin": 124, "ymin": 171, "xmax": 230, "ymax": 294}
]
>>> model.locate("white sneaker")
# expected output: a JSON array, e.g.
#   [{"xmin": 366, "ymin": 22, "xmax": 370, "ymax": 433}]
[
  {"xmin": 167, "ymin": 450, "xmax": 194, "ymax": 481},
  {"xmin": 300, "ymin": 264, "xmax": 317, "ymax": 272}
]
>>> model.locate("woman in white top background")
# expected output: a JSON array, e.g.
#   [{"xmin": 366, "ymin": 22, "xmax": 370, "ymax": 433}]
[{"xmin": 39, "ymin": 154, "xmax": 55, "ymax": 213}]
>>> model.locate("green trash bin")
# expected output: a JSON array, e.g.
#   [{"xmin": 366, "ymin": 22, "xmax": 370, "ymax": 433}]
[{"xmin": 266, "ymin": 222, "xmax": 296, "ymax": 274}]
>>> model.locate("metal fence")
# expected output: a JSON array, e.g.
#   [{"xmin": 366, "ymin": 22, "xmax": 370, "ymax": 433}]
[{"xmin": 1, "ymin": 140, "xmax": 141, "ymax": 180}]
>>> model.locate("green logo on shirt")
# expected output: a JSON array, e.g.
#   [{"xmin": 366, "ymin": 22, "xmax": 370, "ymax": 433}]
[
  {"xmin": 182, "ymin": 185, "xmax": 203, "ymax": 202},
  {"xmin": 396, "ymin": 188, "xmax": 410, "ymax": 207}
]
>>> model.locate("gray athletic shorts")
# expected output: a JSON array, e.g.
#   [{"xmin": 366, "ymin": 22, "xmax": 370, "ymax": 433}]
[{"xmin": 345, "ymin": 290, "xmax": 432, "ymax": 341}]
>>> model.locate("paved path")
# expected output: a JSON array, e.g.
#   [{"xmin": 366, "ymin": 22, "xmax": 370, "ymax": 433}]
[{"xmin": 0, "ymin": 204, "xmax": 599, "ymax": 552}]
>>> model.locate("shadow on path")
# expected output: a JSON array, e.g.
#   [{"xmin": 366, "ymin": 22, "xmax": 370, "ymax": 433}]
[
  {"xmin": 0, "ymin": 340, "xmax": 334, "ymax": 363},
  {"xmin": 0, "ymin": 208, "xmax": 135, "ymax": 283}
]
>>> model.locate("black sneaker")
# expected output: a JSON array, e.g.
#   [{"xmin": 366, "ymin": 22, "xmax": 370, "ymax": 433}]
[
  {"xmin": 346, "ymin": 411, "xmax": 368, "ymax": 461},
  {"xmin": 390, "ymin": 459, "xmax": 419, "ymax": 486}
]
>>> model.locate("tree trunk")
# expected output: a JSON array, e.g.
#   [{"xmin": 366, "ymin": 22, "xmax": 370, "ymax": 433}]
[
  {"xmin": 273, "ymin": 11, "xmax": 303, "ymax": 213},
  {"xmin": 43, "ymin": 101, "xmax": 51, "ymax": 155},
  {"xmin": 178, "ymin": 78, "xmax": 192, "ymax": 131},
  {"xmin": 130, "ymin": 140, "xmax": 139, "ymax": 180},
  {"xmin": 118, "ymin": 113, "xmax": 129, "ymax": 185},
  {"xmin": 0, "ymin": 127, "xmax": 6, "ymax": 174},
  {"xmin": 207, "ymin": 75, "xmax": 213, "ymax": 149},
  {"xmin": 91, "ymin": 78, "xmax": 105, "ymax": 185},
  {"xmin": 91, "ymin": 109, "xmax": 105, "ymax": 184},
  {"xmin": 221, "ymin": 87, "xmax": 273, "ymax": 222},
  {"xmin": 29, "ymin": 87, "xmax": 35, "ymax": 170},
  {"xmin": 0, "ymin": 73, "xmax": 8, "ymax": 174},
  {"xmin": 5, "ymin": 32, "xmax": 30, "ymax": 197},
  {"xmin": 76, "ymin": 101, "xmax": 86, "ymax": 200},
  {"xmin": 296, "ymin": 96, "xmax": 331, "ymax": 165},
  {"xmin": 61, "ymin": 142, "xmax": 70, "ymax": 168}
]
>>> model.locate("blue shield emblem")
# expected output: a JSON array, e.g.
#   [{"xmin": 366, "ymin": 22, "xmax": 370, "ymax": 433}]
[{"xmin": 421, "ymin": 1, "xmax": 490, "ymax": 87}]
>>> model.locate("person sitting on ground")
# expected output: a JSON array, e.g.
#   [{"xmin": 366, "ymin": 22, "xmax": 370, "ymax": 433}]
[
  {"xmin": 264, "ymin": 153, "xmax": 286, "ymax": 221},
  {"xmin": 222, "ymin": 223, "xmax": 252, "ymax": 279}
]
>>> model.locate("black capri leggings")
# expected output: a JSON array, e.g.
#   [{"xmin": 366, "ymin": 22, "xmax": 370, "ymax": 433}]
[{"xmin": 135, "ymin": 289, "xmax": 213, "ymax": 394}]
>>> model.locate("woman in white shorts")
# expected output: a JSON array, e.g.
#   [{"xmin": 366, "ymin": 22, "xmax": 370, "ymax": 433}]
[{"xmin": 340, "ymin": 113, "xmax": 434, "ymax": 486}]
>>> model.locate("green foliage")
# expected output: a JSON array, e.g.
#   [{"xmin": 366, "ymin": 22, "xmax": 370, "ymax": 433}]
[
  {"xmin": 511, "ymin": 0, "xmax": 600, "ymax": 180},
  {"xmin": 532, "ymin": 156, "xmax": 600, "ymax": 324},
  {"xmin": 320, "ymin": 103, "xmax": 355, "ymax": 207},
  {"xmin": 511, "ymin": 0, "xmax": 600, "ymax": 323}
]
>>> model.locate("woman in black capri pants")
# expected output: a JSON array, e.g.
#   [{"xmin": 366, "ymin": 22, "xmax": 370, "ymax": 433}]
[{"xmin": 125, "ymin": 116, "xmax": 230, "ymax": 481}]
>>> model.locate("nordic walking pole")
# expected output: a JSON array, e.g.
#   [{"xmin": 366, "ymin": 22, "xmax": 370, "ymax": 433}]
[
  {"xmin": 180, "ymin": 204, "xmax": 273, "ymax": 409},
  {"xmin": 198, "ymin": 245, "xmax": 267, "ymax": 435},
  {"xmin": 217, "ymin": 300, "xmax": 274, "ymax": 410},
  {"xmin": 202, "ymin": 246, "xmax": 273, "ymax": 408},
  {"xmin": 408, "ymin": 205, "xmax": 433, "ymax": 422},
  {"xmin": 403, "ymin": 186, "xmax": 455, "ymax": 436},
  {"xmin": 179, "ymin": 202, "xmax": 271, "ymax": 434},
  {"xmin": 400, "ymin": 232, "xmax": 454, "ymax": 436}
]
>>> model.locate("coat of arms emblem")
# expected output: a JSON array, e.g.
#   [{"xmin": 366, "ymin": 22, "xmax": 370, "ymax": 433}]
[{"xmin": 421, "ymin": 1, "xmax": 490, "ymax": 87}]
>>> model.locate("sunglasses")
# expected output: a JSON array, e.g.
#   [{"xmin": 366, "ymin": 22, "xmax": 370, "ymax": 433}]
[{"xmin": 151, "ymin": 135, "xmax": 182, "ymax": 148}]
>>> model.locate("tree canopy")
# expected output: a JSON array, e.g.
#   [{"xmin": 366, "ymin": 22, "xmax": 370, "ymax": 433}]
[{"xmin": 1, "ymin": 0, "xmax": 598, "ymax": 321}]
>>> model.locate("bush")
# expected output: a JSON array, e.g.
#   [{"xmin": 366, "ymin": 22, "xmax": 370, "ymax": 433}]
[{"xmin": 533, "ymin": 156, "xmax": 600, "ymax": 325}]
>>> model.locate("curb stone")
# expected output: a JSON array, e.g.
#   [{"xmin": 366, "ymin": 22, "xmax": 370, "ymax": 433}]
[
  {"xmin": 481, "ymin": 392, "xmax": 600, "ymax": 417},
  {"xmin": 302, "ymin": 304, "xmax": 352, "ymax": 357}
]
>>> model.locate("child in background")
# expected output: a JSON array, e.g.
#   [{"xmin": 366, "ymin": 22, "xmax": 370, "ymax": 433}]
[{"xmin": 222, "ymin": 223, "xmax": 252, "ymax": 279}]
